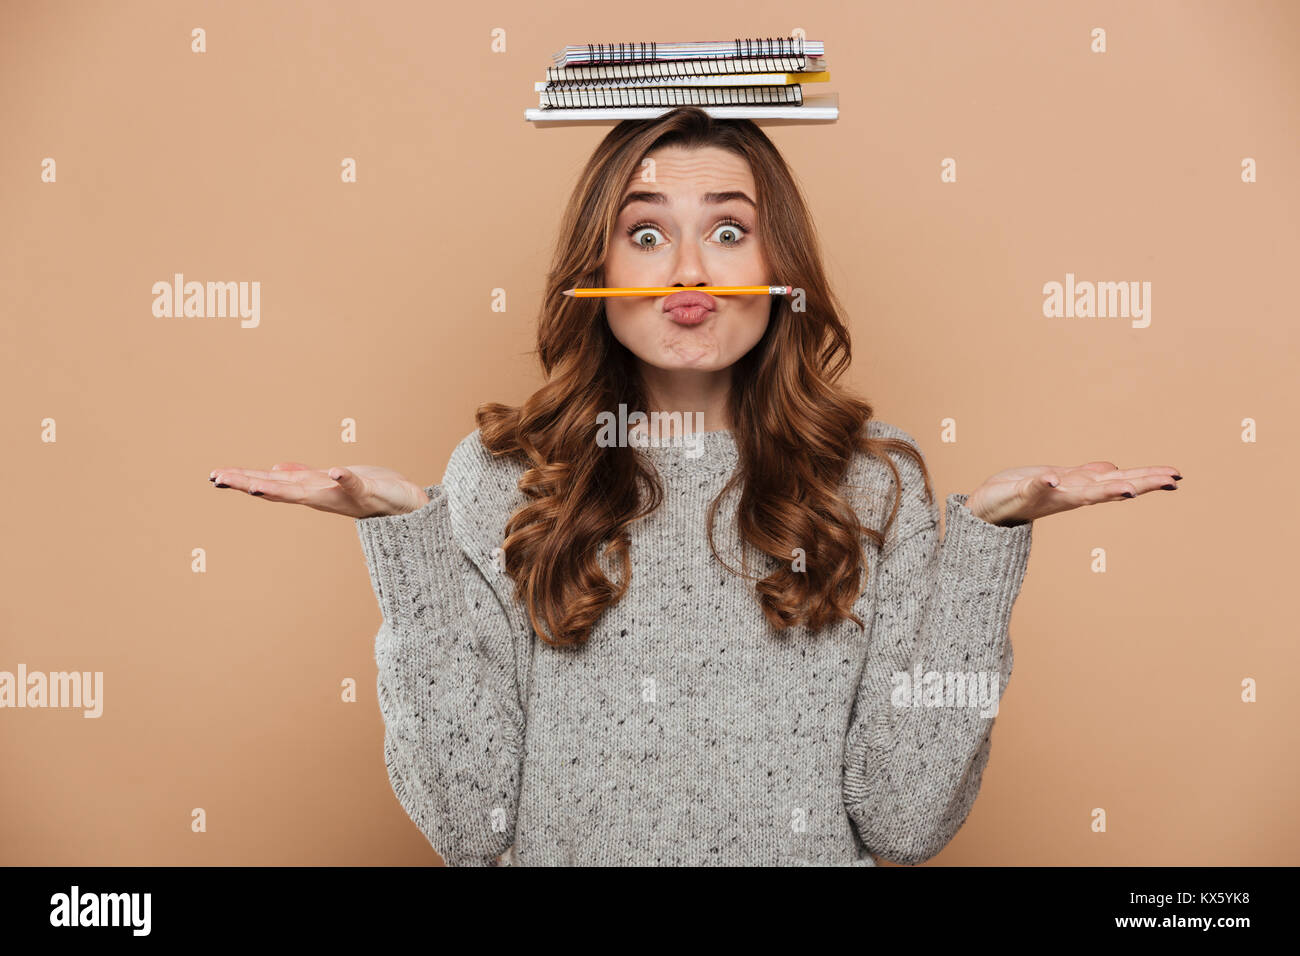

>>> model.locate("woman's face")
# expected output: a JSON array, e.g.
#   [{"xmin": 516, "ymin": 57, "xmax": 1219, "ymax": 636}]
[{"xmin": 603, "ymin": 145, "xmax": 772, "ymax": 374}]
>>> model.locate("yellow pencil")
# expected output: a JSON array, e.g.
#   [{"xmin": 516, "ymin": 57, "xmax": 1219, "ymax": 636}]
[{"xmin": 562, "ymin": 286, "xmax": 794, "ymax": 297}]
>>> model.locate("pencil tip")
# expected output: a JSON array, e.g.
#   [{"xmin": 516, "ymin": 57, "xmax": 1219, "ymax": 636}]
[{"xmin": 561, "ymin": 289, "xmax": 574, "ymax": 296}]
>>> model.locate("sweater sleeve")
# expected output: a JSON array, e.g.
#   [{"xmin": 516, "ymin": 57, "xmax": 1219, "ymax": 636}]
[
  {"xmin": 841, "ymin": 490, "xmax": 1032, "ymax": 865},
  {"xmin": 355, "ymin": 483, "xmax": 526, "ymax": 867}
]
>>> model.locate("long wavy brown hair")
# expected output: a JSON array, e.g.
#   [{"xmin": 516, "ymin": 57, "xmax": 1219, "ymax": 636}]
[{"xmin": 476, "ymin": 106, "xmax": 933, "ymax": 647}]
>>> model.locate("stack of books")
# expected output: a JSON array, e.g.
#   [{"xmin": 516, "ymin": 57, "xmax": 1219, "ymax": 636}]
[{"xmin": 524, "ymin": 37, "xmax": 837, "ymax": 123}]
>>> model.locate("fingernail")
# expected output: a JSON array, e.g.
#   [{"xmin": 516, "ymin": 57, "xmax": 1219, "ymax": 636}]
[
  {"xmin": 251, "ymin": 491, "xmax": 264, "ymax": 496},
  {"xmin": 1172, "ymin": 474, "xmax": 1182, "ymax": 481},
  {"xmin": 215, "ymin": 482, "xmax": 229, "ymax": 488},
  {"xmin": 209, "ymin": 476, "xmax": 216, "ymax": 482},
  {"xmin": 1161, "ymin": 484, "xmax": 1176, "ymax": 490},
  {"xmin": 1122, "ymin": 492, "xmax": 1135, "ymax": 498}
]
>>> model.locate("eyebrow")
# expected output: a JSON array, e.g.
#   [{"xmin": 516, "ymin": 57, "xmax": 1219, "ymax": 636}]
[{"xmin": 618, "ymin": 190, "xmax": 757, "ymax": 214}]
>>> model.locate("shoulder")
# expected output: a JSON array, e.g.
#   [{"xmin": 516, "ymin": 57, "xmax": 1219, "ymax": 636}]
[
  {"xmin": 443, "ymin": 427, "xmax": 529, "ymax": 494},
  {"xmin": 439, "ymin": 429, "xmax": 530, "ymax": 576},
  {"xmin": 842, "ymin": 419, "xmax": 938, "ymax": 544}
]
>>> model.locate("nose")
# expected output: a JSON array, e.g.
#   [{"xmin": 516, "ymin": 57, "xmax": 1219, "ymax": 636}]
[{"xmin": 668, "ymin": 239, "xmax": 710, "ymax": 290}]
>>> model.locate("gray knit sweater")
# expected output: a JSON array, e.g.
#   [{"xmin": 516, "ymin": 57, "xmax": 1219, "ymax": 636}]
[{"xmin": 354, "ymin": 420, "xmax": 1033, "ymax": 866}]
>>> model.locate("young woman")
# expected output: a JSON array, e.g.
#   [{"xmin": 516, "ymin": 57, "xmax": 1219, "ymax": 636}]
[{"xmin": 210, "ymin": 107, "xmax": 1181, "ymax": 866}]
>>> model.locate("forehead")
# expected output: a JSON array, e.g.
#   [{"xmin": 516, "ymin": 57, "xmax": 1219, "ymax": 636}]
[{"xmin": 622, "ymin": 145, "xmax": 755, "ymax": 198}]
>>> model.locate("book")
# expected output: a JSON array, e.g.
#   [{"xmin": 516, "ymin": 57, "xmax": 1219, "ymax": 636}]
[
  {"xmin": 539, "ymin": 85, "xmax": 805, "ymax": 110},
  {"xmin": 551, "ymin": 37, "xmax": 824, "ymax": 66},
  {"xmin": 524, "ymin": 93, "xmax": 839, "ymax": 124},
  {"xmin": 544, "ymin": 55, "xmax": 827, "ymax": 83},
  {"xmin": 526, "ymin": 37, "xmax": 838, "ymax": 123},
  {"xmin": 536, "ymin": 71, "xmax": 830, "ymax": 91}
]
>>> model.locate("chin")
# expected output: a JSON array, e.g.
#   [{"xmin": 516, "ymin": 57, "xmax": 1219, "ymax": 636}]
[{"xmin": 646, "ymin": 353, "xmax": 725, "ymax": 371}]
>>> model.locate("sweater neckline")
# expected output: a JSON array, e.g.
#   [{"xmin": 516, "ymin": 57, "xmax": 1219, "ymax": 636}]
[{"xmin": 635, "ymin": 428, "xmax": 738, "ymax": 480}]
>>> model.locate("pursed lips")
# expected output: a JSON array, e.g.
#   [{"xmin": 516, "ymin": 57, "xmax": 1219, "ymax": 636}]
[
  {"xmin": 662, "ymin": 290, "xmax": 717, "ymax": 312},
  {"xmin": 662, "ymin": 290, "xmax": 717, "ymax": 326}
]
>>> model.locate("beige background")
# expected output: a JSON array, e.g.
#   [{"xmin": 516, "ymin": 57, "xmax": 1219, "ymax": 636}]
[{"xmin": 1, "ymin": 0, "xmax": 1297, "ymax": 865}]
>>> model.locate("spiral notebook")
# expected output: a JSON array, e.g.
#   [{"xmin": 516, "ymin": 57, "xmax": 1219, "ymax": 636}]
[
  {"xmin": 525, "ymin": 36, "xmax": 838, "ymax": 123},
  {"xmin": 551, "ymin": 37, "xmax": 825, "ymax": 66}
]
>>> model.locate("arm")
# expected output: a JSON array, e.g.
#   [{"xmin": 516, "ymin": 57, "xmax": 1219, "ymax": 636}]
[
  {"xmin": 841, "ymin": 491, "xmax": 1033, "ymax": 865},
  {"xmin": 355, "ymin": 483, "xmax": 526, "ymax": 866}
]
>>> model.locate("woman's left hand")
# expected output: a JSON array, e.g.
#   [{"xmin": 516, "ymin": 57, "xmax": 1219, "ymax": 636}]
[{"xmin": 965, "ymin": 461, "xmax": 1183, "ymax": 527}]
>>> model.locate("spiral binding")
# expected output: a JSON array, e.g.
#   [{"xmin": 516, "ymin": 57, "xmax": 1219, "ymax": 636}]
[
  {"xmin": 545, "ymin": 54, "xmax": 814, "ymax": 85},
  {"xmin": 539, "ymin": 85, "xmax": 804, "ymax": 110},
  {"xmin": 579, "ymin": 36, "xmax": 806, "ymax": 65}
]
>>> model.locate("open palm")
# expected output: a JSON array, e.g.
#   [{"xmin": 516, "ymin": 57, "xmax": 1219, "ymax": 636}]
[
  {"xmin": 967, "ymin": 460, "xmax": 1181, "ymax": 526},
  {"xmin": 209, "ymin": 462, "xmax": 429, "ymax": 519}
]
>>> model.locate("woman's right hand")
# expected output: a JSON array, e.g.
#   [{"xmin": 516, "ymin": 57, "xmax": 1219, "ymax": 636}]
[{"xmin": 208, "ymin": 462, "xmax": 431, "ymax": 518}]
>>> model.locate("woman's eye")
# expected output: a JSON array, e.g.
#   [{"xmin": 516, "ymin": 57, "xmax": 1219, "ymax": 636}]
[
  {"xmin": 710, "ymin": 221, "xmax": 747, "ymax": 246},
  {"xmin": 629, "ymin": 225, "xmax": 666, "ymax": 250}
]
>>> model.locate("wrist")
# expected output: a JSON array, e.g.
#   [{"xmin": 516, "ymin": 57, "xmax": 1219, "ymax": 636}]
[{"xmin": 963, "ymin": 496, "xmax": 1026, "ymax": 528}]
